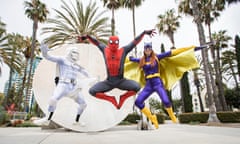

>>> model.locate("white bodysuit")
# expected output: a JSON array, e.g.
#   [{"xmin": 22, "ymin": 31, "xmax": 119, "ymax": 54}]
[{"xmin": 42, "ymin": 47, "xmax": 88, "ymax": 115}]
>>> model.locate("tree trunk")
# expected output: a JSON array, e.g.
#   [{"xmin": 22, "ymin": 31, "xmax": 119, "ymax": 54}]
[
  {"xmin": 190, "ymin": 0, "xmax": 220, "ymax": 123},
  {"xmin": 25, "ymin": 19, "xmax": 38, "ymax": 112},
  {"xmin": 208, "ymin": 63, "xmax": 222, "ymax": 111},
  {"xmin": 111, "ymin": 8, "xmax": 115, "ymax": 36},
  {"xmin": 17, "ymin": 59, "xmax": 28, "ymax": 111},
  {"xmin": 131, "ymin": 0, "xmax": 137, "ymax": 57},
  {"xmin": 216, "ymin": 48, "xmax": 228, "ymax": 110},
  {"xmin": 208, "ymin": 25, "xmax": 226, "ymax": 111}
]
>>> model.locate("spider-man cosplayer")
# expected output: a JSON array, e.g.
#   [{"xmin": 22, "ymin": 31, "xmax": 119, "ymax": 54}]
[
  {"xmin": 127, "ymin": 42, "xmax": 212, "ymax": 129},
  {"xmin": 78, "ymin": 29, "xmax": 156, "ymax": 109}
]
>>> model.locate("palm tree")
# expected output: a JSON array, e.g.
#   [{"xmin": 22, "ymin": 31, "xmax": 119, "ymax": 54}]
[
  {"xmin": 156, "ymin": 9, "xmax": 181, "ymax": 48},
  {"xmin": 16, "ymin": 36, "xmax": 40, "ymax": 111},
  {"xmin": 101, "ymin": 0, "xmax": 121, "ymax": 36},
  {"xmin": 234, "ymin": 35, "xmax": 240, "ymax": 81},
  {"xmin": 200, "ymin": 0, "xmax": 230, "ymax": 111},
  {"xmin": 1, "ymin": 33, "xmax": 23, "ymax": 82},
  {"xmin": 188, "ymin": 0, "xmax": 239, "ymax": 112},
  {"xmin": 42, "ymin": 0, "xmax": 111, "ymax": 47},
  {"xmin": 189, "ymin": 0, "xmax": 220, "ymax": 123},
  {"xmin": 221, "ymin": 50, "xmax": 238, "ymax": 89},
  {"xmin": 0, "ymin": 19, "xmax": 7, "ymax": 76},
  {"xmin": 24, "ymin": 0, "xmax": 49, "ymax": 112},
  {"xmin": 156, "ymin": 9, "xmax": 183, "ymax": 112},
  {"xmin": 212, "ymin": 30, "xmax": 231, "ymax": 110},
  {"xmin": 121, "ymin": 0, "xmax": 145, "ymax": 56},
  {"xmin": 199, "ymin": 0, "xmax": 222, "ymax": 111},
  {"xmin": 0, "ymin": 29, "xmax": 23, "ymax": 108},
  {"xmin": 2, "ymin": 33, "xmax": 24, "ymax": 109},
  {"xmin": 179, "ymin": 0, "xmax": 236, "ymax": 112},
  {"xmin": 178, "ymin": 0, "xmax": 220, "ymax": 122}
]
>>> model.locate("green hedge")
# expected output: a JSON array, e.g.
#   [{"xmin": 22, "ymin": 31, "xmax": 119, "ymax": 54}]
[
  {"xmin": 217, "ymin": 111, "xmax": 240, "ymax": 123},
  {"xmin": 15, "ymin": 121, "xmax": 40, "ymax": 127},
  {"xmin": 0, "ymin": 106, "xmax": 10, "ymax": 125},
  {"xmin": 178, "ymin": 111, "xmax": 240, "ymax": 123}
]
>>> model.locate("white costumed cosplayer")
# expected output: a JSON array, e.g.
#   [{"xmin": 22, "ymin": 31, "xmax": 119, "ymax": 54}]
[{"xmin": 34, "ymin": 42, "xmax": 90, "ymax": 126}]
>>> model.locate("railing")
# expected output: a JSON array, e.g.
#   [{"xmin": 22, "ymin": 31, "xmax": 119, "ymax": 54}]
[{"xmin": 12, "ymin": 111, "xmax": 27, "ymax": 120}]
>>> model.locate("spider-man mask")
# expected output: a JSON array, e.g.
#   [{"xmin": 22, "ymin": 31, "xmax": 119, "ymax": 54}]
[{"xmin": 108, "ymin": 36, "xmax": 119, "ymax": 52}]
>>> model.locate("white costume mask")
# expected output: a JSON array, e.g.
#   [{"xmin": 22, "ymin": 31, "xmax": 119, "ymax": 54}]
[{"xmin": 66, "ymin": 47, "xmax": 79, "ymax": 62}]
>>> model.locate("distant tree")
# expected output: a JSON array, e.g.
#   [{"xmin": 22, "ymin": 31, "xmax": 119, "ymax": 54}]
[
  {"xmin": 234, "ymin": 35, "xmax": 240, "ymax": 81},
  {"xmin": 181, "ymin": 72, "xmax": 193, "ymax": 112},
  {"xmin": 190, "ymin": 0, "xmax": 219, "ymax": 122},
  {"xmin": 0, "ymin": 19, "xmax": 7, "ymax": 76},
  {"xmin": 156, "ymin": 9, "xmax": 180, "ymax": 48},
  {"xmin": 121, "ymin": 0, "xmax": 145, "ymax": 56},
  {"xmin": 212, "ymin": 30, "xmax": 232, "ymax": 110},
  {"xmin": 225, "ymin": 88, "xmax": 240, "ymax": 109},
  {"xmin": 221, "ymin": 50, "xmax": 238, "ymax": 89},
  {"xmin": 42, "ymin": 0, "xmax": 111, "ymax": 47},
  {"xmin": 101, "ymin": 0, "xmax": 121, "ymax": 36},
  {"xmin": 24, "ymin": 0, "xmax": 49, "ymax": 112}
]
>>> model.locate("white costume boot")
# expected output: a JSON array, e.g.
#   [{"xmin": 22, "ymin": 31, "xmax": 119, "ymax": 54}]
[{"xmin": 33, "ymin": 112, "xmax": 53, "ymax": 126}]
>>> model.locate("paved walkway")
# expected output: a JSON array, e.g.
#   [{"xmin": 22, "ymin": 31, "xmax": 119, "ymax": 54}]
[{"xmin": 0, "ymin": 122, "xmax": 240, "ymax": 144}]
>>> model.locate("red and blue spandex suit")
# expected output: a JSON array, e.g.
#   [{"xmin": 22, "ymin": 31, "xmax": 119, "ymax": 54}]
[{"xmin": 79, "ymin": 30, "xmax": 155, "ymax": 109}]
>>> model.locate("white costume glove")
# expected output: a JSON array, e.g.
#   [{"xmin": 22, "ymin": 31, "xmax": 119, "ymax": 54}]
[{"xmin": 40, "ymin": 42, "xmax": 50, "ymax": 56}]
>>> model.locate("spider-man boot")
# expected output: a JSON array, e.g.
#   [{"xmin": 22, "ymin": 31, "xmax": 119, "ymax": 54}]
[
  {"xmin": 96, "ymin": 93, "xmax": 118, "ymax": 109},
  {"xmin": 118, "ymin": 91, "xmax": 136, "ymax": 109}
]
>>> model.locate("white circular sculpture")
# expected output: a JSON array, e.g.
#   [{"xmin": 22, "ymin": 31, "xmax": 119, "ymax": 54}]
[{"xmin": 33, "ymin": 44, "xmax": 134, "ymax": 132}]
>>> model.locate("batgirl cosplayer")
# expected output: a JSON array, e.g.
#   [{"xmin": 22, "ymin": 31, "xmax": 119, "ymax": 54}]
[{"xmin": 125, "ymin": 42, "xmax": 211, "ymax": 129}]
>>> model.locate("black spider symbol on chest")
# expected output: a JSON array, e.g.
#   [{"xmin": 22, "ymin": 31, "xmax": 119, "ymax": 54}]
[{"xmin": 111, "ymin": 55, "xmax": 115, "ymax": 59}]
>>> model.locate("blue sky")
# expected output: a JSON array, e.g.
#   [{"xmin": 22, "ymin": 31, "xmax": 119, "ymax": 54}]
[{"xmin": 1, "ymin": 0, "xmax": 240, "ymax": 94}]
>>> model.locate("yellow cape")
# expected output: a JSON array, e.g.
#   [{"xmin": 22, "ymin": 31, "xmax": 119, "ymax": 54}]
[{"xmin": 124, "ymin": 46, "xmax": 199, "ymax": 90}]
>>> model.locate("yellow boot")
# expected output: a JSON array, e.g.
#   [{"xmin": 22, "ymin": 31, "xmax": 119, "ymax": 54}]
[
  {"xmin": 166, "ymin": 107, "xmax": 178, "ymax": 123},
  {"xmin": 141, "ymin": 107, "xmax": 159, "ymax": 129}
]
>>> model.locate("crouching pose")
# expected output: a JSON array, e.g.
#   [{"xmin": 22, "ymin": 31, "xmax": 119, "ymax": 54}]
[
  {"xmin": 34, "ymin": 43, "xmax": 90, "ymax": 126},
  {"xmin": 127, "ymin": 42, "xmax": 212, "ymax": 129},
  {"xmin": 78, "ymin": 29, "xmax": 156, "ymax": 109}
]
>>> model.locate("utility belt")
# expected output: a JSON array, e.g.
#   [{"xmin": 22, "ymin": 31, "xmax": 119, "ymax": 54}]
[
  {"xmin": 146, "ymin": 73, "xmax": 160, "ymax": 79},
  {"xmin": 59, "ymin": 78, "xmax": 77, "ymax": 85}
]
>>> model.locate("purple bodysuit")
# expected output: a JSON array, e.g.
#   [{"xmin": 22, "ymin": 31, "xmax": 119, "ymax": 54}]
[{"xmin": 130, "ymin": 51, "xmax": 172, "ymax": 109}]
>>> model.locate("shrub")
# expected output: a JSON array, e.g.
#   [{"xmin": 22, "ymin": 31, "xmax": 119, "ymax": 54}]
[{"xmin": 178, "ymin": 111, "xmax": 240, "ymax": 123}]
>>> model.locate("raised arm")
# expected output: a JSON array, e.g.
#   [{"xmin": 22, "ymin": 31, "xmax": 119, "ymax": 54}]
[
  {"xmin": 194, "ymin": 42, "xmax": 213, "ymax": 51},
  {"xmin": 134, "ymin": 29, "xmax": 156, "ymax": 45},
  {"xmin": 124, "ymin": 29, "xmax": 156, "ymax": 52},
  {"xmin": 40, "ymin": 42, "xmax": 62, "ymax": 63},
  {"xmin": 78, "ymin": 35, "xmax": 106, "ymax": 51},
  {"xmin": 171, "ymin": 42, "xmax": 213, "ymax": 56}
]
